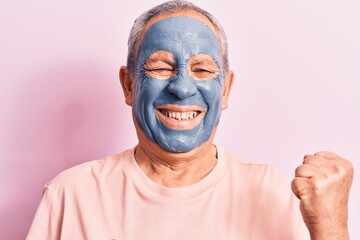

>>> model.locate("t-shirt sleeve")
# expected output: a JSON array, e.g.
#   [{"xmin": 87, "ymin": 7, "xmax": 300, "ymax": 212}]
[
  {"xmin": 259, "ymin": 164, "xmax": 311, "ymax": 240},
  {"xmin": 26, "ymin": 185, "xmax": 62, "ymax": 240}
]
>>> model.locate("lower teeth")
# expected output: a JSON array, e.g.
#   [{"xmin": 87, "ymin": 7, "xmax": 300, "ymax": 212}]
[{"xmin": 160, "ymin": 110, "xmax": 199, "ymax": 120}]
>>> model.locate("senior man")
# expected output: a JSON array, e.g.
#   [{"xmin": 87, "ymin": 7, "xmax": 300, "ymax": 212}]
[{"xmin": 27, "ymin": 1, "xmax": 353, "ymax": 239}]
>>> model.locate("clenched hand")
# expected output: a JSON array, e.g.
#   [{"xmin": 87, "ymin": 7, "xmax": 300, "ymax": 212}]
[{"xmin": 291, "ymin": 151, "xmax": 353, "ymax": 240}]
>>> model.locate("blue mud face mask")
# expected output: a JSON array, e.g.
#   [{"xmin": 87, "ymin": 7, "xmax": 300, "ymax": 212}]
[{"xmin": 133, "ymin": 17, "xmax": 225, "ymax": 153}]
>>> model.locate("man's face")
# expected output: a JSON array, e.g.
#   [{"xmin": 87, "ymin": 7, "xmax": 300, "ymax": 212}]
[{"xmin": 133, "ymin": 16, "xmax": 225, "ymax": 153}]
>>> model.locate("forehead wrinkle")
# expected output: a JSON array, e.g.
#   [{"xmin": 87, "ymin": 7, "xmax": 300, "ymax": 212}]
[
  {"xmin": 142, "ymin": 22, "xmax": 220, "ymax": 72},
  {"xmin": 135, "ymin": 10, "xmax": 222, "ymax": 66}
]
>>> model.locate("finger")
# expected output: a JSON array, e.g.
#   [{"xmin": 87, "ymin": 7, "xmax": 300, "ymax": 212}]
[
  {"xmin": 314, "ymin": 152, "xmax": 353, "ymax": 173},
  {"xmin": 303, "ymin": 154, "xmax": 313, "ymax": 162},
  {"xmin": 291, "ymin": 178, "xmax": 301, "ymax": 199},
  {"xmin": 295, "ymin": 164, "xmax": 317, "ymax": 178},
  {"xmin": 303, "ymin": 155, "xmax": 328, "ymax": 167},
  {"xmin": 314, "ymin": 151, "xmax": 339, "ymax": 160},
  {"xmin": 291, "ymin": 177, "xmax": 311, "ymax": 200}
]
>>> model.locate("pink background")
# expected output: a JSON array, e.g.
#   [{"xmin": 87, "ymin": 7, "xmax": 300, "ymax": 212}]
[{"xmin": 1, "ymin": 0, "xmax": 359, "ymax": 239}]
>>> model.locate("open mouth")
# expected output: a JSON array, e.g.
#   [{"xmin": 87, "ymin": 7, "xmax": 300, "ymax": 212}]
[
  {"xmin": 159, "ymin": 109, "xmax": 201, "ymax": 120},
  {"xmin": 156, "ymin": 105, "xmax": 206, "ymax": 130}
]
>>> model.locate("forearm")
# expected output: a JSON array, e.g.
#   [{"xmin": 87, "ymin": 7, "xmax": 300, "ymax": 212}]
[{"xmin": 308, "ymin": 222, "xmax": 350, "ymax": 240}]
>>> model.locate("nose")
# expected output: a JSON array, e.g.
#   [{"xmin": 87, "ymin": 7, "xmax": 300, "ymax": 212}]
[{"xmin": 167, "ymin": 72, "xmax": 197, "ymax": 99}]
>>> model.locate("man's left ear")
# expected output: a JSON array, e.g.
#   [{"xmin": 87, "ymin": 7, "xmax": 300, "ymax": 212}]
[{"xmin": 221, "ymin": 71, "xmax": 234, "ymax": 110}]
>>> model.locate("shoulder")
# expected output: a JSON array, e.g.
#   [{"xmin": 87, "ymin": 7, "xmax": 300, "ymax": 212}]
[
  {"xmin": 45, "ymin": 149, "xmax": 132, "ymax": 194},
  {"xmin": 224, "ymin": 148, "xmax": 288, "ymax": 181},
  {"xmin": 220, "ymin": 147, "xmax": 293, "ymax": 195},
  {"xmin": 221, "ymin": 148, "xmax": 308, "ymax": 238}
]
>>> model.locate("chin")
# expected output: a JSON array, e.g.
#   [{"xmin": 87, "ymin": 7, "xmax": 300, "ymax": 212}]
[
  {"xmin": 158, "ymin": 140, "xmax": 198, "ymax": 153},
  {"xmin": 134, "ymin": 112, "xmax": 218, "ymax": 155}
]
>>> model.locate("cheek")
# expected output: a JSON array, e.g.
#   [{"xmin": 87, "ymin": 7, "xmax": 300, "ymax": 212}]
[
  {"xmin": 135, "ymin": 78, "xmax": 169, "ymax": 105},
  {"xmin": 197, "ymin": 79, "xmax": 223, "ymax": 107}
]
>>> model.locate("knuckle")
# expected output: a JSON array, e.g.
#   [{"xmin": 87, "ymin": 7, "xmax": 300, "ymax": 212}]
[
  {"xmin": 330, "ymin": 164, "xmax": 344, "ymax": 175},
  {"xmin": 303, "ymin": 155, "xmax": 321, "ymax": 165},
  {"xmin": 294, "ymin": 165, "xmax": 302, "ymax": 176},
  {"xmin": 311, "ymin": 179, "xmax": 325, "ymax": 194},
  {"xmin": 314, "ymin": 151, "xmax": 337, "ymax": 159},
  {"xmin": 303, "ymin": 156, "xmax": 314, "ymax": 164},
  {"xmin": 314, "ymin": 151, "xmax": 327, "ymax": 157},
  {"xmin": 334, "ymin": 159, "xmax": 354, "ymax": 176},
  {"xmin": 303, "ymin": 158, "xmax": 309, "ymax": 164},
  {"xmin": 343, "ymin": 159, "xmax": 354, "ymax": 172}
]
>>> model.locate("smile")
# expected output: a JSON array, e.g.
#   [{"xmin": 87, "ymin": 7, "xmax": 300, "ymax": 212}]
[
  {"xmin": 159, "ymin": 110, "xmax": 201, "ymax": 120},
  {"xmin": 155, "ymin": 104, "xmax": 206, "ymax": 130}
]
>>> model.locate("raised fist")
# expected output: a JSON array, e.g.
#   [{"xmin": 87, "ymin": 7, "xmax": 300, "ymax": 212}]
[{"xmin": 291, "ymin": 151, "xmax": 353, "ymax": 240}]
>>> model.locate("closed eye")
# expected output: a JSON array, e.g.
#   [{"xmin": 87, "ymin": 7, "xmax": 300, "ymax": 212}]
[
  {"xmin": 191, "ymin": 67, "xmax": 217, "ymax": 79},
  {"xmin": 193, "ymin": 68, "xmax": 214, "ymax": 73},
  {"xmin": 144, "ymin": 67, "xmax": 176, "ymax": 79},
  {"xmin": 145, "ymin": 67, "xmax": 173, "ymax": 71},
  {"xmin": 143, "ymin": 50, "xmax": 176, "ymax": 80},
  {"xmin": 187, "ymin": 54, "xmax": 220, "ymax": 80}
]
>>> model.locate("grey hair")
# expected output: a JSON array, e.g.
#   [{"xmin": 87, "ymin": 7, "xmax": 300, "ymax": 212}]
[{"xmin": 126, "ymin": 0, "xmax": 229, "ymax": 76}]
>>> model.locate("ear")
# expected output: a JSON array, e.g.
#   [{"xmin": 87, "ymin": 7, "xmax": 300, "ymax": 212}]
[
  {"xmin": 119, "ymin": 66, "xmax": 134, "ymax": 106},
  {"xmin": 221, "ymin": 71, "xmax": 234, "ymax": 110}
]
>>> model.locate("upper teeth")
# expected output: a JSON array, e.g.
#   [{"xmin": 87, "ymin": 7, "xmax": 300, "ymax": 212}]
[{"xmin": 160, "ymin": 110, "xmax": 199, "ymax": 120}]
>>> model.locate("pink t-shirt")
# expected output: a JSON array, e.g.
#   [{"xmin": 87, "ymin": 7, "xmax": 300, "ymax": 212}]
[{"xmin": 27, "ymin": 146, "xmax": 310, "ymax": 240}]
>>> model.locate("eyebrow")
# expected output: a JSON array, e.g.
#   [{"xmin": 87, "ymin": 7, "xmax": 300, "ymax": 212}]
[
  {"xmin": 146, "ymin": 57, "xmax": 174, "ymax": 65},
  {"xmin": 191, "ymin": 58, "xmax": 216, "ymax": 65}
]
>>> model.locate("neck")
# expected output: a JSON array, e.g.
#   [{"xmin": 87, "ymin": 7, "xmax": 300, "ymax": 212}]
[{"xmin": 134, "ymin": 142, "xmax": 218, "ymax": 188}]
